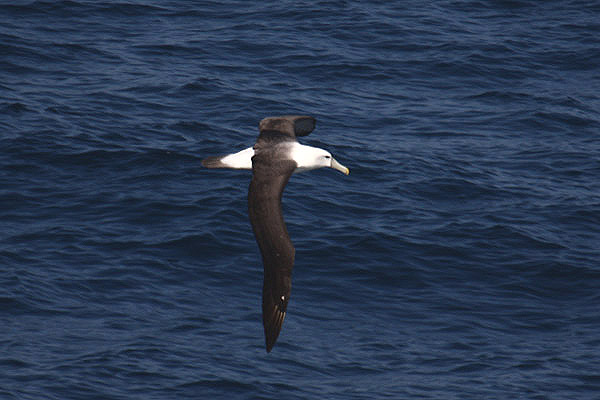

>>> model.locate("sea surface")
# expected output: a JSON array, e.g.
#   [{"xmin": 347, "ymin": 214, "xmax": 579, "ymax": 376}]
[{"xmin": 1, "ymin": 1, "xmax": 600, "ymax": 399}]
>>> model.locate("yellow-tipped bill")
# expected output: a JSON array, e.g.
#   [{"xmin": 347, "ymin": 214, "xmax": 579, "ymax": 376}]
[{"xmin": 331, "ymin": 158, "xmax": 350, "ymax": 175}]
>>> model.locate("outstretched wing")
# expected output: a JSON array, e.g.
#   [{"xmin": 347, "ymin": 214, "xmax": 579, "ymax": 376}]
[
  {"xmin": 248, "ymin": 148, "xmax": 297, "ymax": 352},
  {"xmin": 203, "ymin": 116, "xmax": 318, "ymax": 352},
  {"xmin": 258, "ymin": 115, "xmax": 316, "ymax": 139}
]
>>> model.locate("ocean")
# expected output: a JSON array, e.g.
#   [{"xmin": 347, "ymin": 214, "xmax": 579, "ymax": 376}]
[{"xmin": 1, "ymin": 1, "xmax": 599, "ymax": 399}]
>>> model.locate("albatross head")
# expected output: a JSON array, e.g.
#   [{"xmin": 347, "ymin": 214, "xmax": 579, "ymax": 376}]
[{"xmin": 291, "ymin": 143, "xmax": 350, "ymax": 175}]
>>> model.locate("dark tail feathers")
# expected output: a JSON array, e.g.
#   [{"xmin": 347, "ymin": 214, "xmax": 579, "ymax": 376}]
[{"xmin": 201, "ymin": 156, "xmax": 226, "ymax": 168}]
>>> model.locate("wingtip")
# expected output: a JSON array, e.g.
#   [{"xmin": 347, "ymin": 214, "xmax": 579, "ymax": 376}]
[
  {"xmin": 263, "ymin": 306, "xmax": 286, "ymax": 353},
  {"xmin": 263, "ymin": 328, "xmax": 279, "ymax": 353},
  {"xmin": 265, "ymin": 342, "xmax": 274, "ymax": 353},
  {"xmin": 290, "ymin": 115, "xmax": 316, "ymax": 136},
  {"xmin": 259, "ymin": 115, "xmax": 316, "ymax": 137},
  {"xmin": 264, "ymin": 326, "xmax": 279, "ymax": 353}
]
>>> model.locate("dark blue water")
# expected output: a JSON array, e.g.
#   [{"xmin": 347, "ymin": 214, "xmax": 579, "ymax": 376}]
[{"xmin": 2, "ymin": 1, "xmax": 600, "ymax": 398}]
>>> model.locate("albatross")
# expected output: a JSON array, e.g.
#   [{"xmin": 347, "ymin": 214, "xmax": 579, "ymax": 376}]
[{"xmin": 202, "ymin": 115, "xmax": 349, "ymax": 352}]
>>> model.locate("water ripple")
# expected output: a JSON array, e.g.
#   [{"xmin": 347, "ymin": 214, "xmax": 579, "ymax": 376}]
[{"xmin": 1, "ymin": 1, "xmax": 600, "ymax": 399}]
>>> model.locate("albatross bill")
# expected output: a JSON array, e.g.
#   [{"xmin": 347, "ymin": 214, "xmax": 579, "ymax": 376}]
[{"xmin": 202, "ymin": 115, "xmax": 348, "ymax": 352}]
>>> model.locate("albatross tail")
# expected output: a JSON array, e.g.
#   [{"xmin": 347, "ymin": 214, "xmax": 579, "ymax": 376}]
[{"xmin": 201, "ymin": 156, "xmax": 227, "ymax": 168}]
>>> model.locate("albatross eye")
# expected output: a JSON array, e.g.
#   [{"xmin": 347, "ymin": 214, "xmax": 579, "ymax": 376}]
[{"xmin": 324, "ymin": 155, "xmax": 331, "ymax": 159}]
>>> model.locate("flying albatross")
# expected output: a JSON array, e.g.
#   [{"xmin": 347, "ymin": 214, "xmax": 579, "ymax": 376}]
[{"xmin": 202, "ymin": 115, "xmax": 349, "ymax": 352}]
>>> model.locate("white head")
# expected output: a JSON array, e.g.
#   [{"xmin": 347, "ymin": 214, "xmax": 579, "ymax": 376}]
[{"xmin": 290, "ymin": 143, "xmax": 350, "ymax": 174}]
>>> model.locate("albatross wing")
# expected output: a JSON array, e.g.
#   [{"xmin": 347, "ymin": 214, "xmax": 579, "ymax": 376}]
[
  {"xmin": 248, "ymin": 119, "xmax": 306, "ymax": 352},
  {"xmin": 259, "ymin": 115, "xmax": 316, "ymax": 138},
  {"xmin": 248, "ymin": 151, "xmax": 297, "ymax": 352}
]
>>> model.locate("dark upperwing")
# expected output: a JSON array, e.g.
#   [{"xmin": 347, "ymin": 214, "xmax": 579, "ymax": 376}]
[
  {"xmin": 248, "ymin": 154, "xmax": 296, "ymax": 352},
  {"xmin": 248, "ymin": 115, "xmax": 316, "ymax": 352},
  {"xmin": 258, "ymin": 115, "xmax": 316, "ymax": 139}
]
